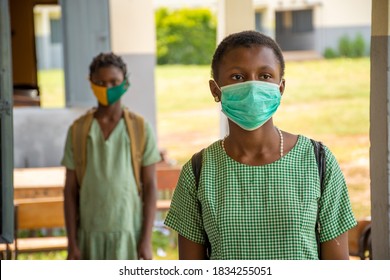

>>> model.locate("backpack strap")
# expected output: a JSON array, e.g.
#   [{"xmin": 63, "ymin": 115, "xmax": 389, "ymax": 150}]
[
  {"xmin": 191, "ymin": 149, "xmax": 204, "ymax": 187},
  {"xmin": 71, "ymin": 108, "xmax": 96, "ymax": 187},
  {"xmin": 311, "ymin": 139, "xmax": 326, "ymax": 191},
  {"xmin": 310, "ymin": 139, "xmax": 326, "ymax": 259},
  {"xmin": 71, "ymin": 107, "xmax": 146, "ymax": 195},
  {"xmin": 190, "ymin": 148, "xmax": 211, "ymax": 259},
  {"xmin": 123, "ymin": 107, "xmax": 146, "ymax": 195}
]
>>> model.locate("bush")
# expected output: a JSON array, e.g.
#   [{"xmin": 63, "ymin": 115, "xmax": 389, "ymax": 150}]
[
  {"xmin": 352, "ymin": 33, "xmax": 366, "ymax": 57},
  {"xmin": 155, "ymin": 8, "xmax": 217, "ymax": 65},
  {"xmin": 323, "ymin": 47, "xmax": 338, "ymax": 59},
  {"xmin": 324, "ymin": 33, "xmax": 367, "ymax": 59},
  {"xmin": 338, "ymin": 35, "xmax": 353, "ymax": 57}
]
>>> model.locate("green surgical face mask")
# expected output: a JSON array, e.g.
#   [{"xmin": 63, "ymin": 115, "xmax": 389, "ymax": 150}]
[
  {"xmin": 90, "ymin": 79, "xmax": 130, "ymax": 106},
  {"xmin": 219, "ymin": 80, "xmax": 282, "ymax": 131}
]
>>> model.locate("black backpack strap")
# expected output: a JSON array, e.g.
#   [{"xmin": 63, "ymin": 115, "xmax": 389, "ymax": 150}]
[
  {"xmin": 191, "ymin": 148, "xmax": 204, "ymax": 188},
  {"xmin": 190, "ymin": 148, "xmax": 211, "ymax": 259},
  {"xmin": 311, "ymin": 139, "xmax": 326, "ymax": 259},
  {"xmin": 311, "ymin": 139, "xmax": 326, "ymax": 192}
]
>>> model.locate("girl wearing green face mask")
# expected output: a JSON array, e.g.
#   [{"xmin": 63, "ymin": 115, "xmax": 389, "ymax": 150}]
[
  {"xmin": 62, "ymin": 52, "xmax": 161, "ymax": 260},
  {"xmin": 164, "ymin": 31, "xmax": 357, "ymax": 260}
]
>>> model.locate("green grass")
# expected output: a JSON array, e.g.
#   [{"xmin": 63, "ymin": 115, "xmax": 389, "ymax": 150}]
[
  {"xmin": 156, "ymin": 65, "xmax": 214, "ymax": 113},
  {"xmin": 34, "ymin": 57, "xmax": 370, "ymax": 260}
]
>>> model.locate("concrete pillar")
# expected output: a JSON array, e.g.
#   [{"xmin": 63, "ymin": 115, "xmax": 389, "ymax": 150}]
[
  {"xmin": 0, "ymin": 0, "xmax": 14, "ymax": 243},
  {"xmin": 370, "ymin": 0, "xmax": 390, "ymax": 260},
  {"xmin": 62, "ymin": 0, "xmax": 111, "ymax": 108},
  {"xmin": 217, "ymin": 0, "xmax": 255, "ymax": 42},
  {"xmin": 108, "ymin": 0, "xmax": 157, "ymax": 131},
  {"xmin": 217, "ymin": 0, "xmax": 255, "ymax": 137}
]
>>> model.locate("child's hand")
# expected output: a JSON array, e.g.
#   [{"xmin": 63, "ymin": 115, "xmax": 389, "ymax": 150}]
[{"xmin": 137, "ymin": 239, "xmax": 153, "ymax": 260}]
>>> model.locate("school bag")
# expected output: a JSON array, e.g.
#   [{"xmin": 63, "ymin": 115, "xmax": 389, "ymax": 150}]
[
  {"xmin": 191, "ymin": 139, "xmax": 326, "ymax": 259},
  {"xmin": 71, "ymin": 107, "xmax": 145, "ymax": 194}
]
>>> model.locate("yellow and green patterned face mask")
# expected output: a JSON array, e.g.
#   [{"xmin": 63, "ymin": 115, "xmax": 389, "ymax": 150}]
[{"xmin": 90, "ymin": 79, "xmax": 130, "ymax": 106}]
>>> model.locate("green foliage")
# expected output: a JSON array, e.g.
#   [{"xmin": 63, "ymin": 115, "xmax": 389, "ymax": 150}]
[
  {"xmin": 323, "ymin": 47, "xmax": 338, "ymax": 59},
  {"xmin": 155, "ymin": 7, "xmax": 217, "ymax": 65},
  {"xmin": 324, "ymin": 33, "xmax": 367, "ymax": 59},
  {"xmin": 338, "ymin": 35, "xmax": 353, "ymax": 57},
  {"xmin": 352, "ymin": 33, "xmax": 366, "ymax": 57}
]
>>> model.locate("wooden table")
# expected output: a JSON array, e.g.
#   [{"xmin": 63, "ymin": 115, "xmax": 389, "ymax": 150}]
[{"xmin": 14, "ymin": 167, "xmax": 66, "ymax": 199}]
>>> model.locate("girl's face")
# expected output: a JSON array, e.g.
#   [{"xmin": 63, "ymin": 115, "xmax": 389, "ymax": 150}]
[
  {"xmin": 210, "ymin": 46, "xmax": 285, "ymax": 96},
  {"xmin": 91, "ymin": 66, "xmax": 124, "ymax": 88}
]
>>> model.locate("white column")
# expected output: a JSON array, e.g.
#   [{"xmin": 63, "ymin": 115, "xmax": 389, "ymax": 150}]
[
  {"xmin": 108, "ymin": 0, "xmax": 157, "ymax": 131},
  {"xmin": 217, "ymin": 0, "xmax": 255, "ymax": 137}
]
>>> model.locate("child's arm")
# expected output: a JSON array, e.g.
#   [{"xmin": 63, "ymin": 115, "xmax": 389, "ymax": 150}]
[
  {"xmin": 178, "ymin": 235, "xmax": 208, "ymax": 259},
  {"xmin": 320, "ymin": 232, "xmax": 350, "ymax": 259},
  {"xmin": 138, "ymin": 163, "xmax": 157, "ymax": 260},
  {"xmin": 63, "ymin": 169, "xmax": 81, "ymax": 260}
]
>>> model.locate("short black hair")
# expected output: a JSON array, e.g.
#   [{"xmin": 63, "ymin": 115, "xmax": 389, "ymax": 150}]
[
  {"xmin": 89, "ymin": 52, "xmax": 128, "ymax": 78},
  {"xmin": 211, "ymin": 30, "xmax": 285, "ymax": 80}
]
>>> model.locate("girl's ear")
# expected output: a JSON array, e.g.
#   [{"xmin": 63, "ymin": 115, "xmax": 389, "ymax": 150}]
[
  {"xmin": 279, "ymin": 78, "xmax": 286, "ymax": 96},
  {"xmin": 209, "ymin": 80, "xmax": 221, "ymax": 102}
]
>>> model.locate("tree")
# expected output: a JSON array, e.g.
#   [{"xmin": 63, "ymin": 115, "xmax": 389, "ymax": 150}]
[{"xmin": 156, "ymin": 8, "xmax": 217, "ymax": 65}]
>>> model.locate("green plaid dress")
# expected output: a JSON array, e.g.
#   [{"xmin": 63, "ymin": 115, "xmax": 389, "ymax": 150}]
[
  {"xmin": 62, "ymin": 119, "xmax": 161, "ymax": 259},
  {"xmin": 164, "ymin": 135, "xmax": 357, "ymax": 260}
]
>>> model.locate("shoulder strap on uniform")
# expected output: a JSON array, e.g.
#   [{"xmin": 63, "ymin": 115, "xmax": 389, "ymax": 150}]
[
  {"xmin": 311, "ymin": 139, "xmax": 326, "ymax": 259},
  {"xmin": 71, "ymin": 108, "xmax": 96, "ymax": 187},
  {"xmin": 123, "ymin": 107, "xmax": 146, "ymax": 195}
]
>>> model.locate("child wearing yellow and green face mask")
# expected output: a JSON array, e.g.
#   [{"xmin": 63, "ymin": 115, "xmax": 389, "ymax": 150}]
[{"xmin": 62, "ymin": 52, "xmax": 161, "ymax": 260}]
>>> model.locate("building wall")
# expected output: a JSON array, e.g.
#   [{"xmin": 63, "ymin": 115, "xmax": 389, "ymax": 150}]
[
  {"xmin": 13, "ymin": 108, "xmax": 84, "ymax": 168},
  {"xmin": 254, "ymin": 0, "xmax": 371, "ymax": 55},
  {"xmin": 313, "ymin": 0, "xmax": 371, "ymax": 28},
  {"xmin": 315, "ymin": 25, "xmax": 371, "ymax": 56},
  {"xmin": 34, "ymin": 5, "xmax": 63, "ymax": 70},
  {"xmin": 313, "ymin": 0, "xmax": 371, "ymax": 55},
  {"xmin": 253, "ymin": 0, "xmax": 371, "ymax": 27}
]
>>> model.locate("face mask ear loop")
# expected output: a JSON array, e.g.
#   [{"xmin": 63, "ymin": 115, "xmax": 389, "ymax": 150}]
[
  {"xmin": 213, "ymin": 80, "xmax": 222, "ymax": 92},
  {"xmin": 212, "ymin": 80, "xmax": 222, "ymax": 102},
  {"xmin": 278, "ymin": 79, "xmax": 284, "ymax": 95}
]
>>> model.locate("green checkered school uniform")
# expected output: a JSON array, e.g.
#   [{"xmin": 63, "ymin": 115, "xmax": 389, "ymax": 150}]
[{"xmin": 164, "ymin": 135, "xmax": 357, "ymax": 260}]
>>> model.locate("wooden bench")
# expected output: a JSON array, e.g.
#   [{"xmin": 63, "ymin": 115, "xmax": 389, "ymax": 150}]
[
  {"xmin": 13, "ymin": 165, "xmax": 181, "ymax": 211},
  {"xmin": 2, "ymin": 197, "xmax": 67, "ymax": 259}
]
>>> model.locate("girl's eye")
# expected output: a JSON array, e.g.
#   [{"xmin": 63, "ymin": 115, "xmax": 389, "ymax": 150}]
[
  {"xmin": 112, "ymin": 80, "xmax": 121, "ymax": 87},
  {"xmin": 232, "ymin": 74, "xmax": 244, "ymax": 80},
  {"xmin": 260, "ymin": 74, "xmax": 272, "ymax": 80},
  {"xmin": 94, "ymin": 81, "xmax": 104, "ymax": 86}
]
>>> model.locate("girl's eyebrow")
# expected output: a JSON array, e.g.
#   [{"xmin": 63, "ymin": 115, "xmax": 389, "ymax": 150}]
[{"xmin": 225, "ymin": 65, "xmax": 276, "ymax": 72}]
